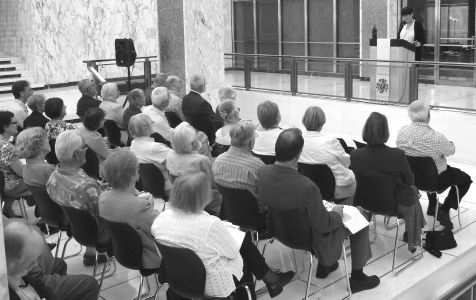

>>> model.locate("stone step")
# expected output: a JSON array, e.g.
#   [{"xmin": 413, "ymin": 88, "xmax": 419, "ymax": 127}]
[
  {"xmin": 0, "ymin": 63, "xmax": 25, "ymax": 71},
  {"xmin": 0, "ymin": 70, "xmax": 31, "ymax": 78},
  {"xmin": 0, "ymin": 57, "xmax": 22, "ymax": 64},
  {"xmin": 0, "ymin": 83, "xmax": 44, "ymax": 93},
  {"xmin": 0, "ymin": 76, "xmax": 35, "ymax": 86}
]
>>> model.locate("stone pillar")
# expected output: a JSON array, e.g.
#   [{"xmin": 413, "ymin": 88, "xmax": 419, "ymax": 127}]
[
  {"xmin": 157, "ymin": 0, "xmax": 224, "ymax": 108},
  {"xmin": 388, "ymin": 0, "xmax": 400, "ymax": 39}
]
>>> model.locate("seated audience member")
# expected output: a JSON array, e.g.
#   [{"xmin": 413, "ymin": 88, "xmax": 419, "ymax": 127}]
[
  {"xmin": 182, "ymin": 74, "xmax": 217, "ymax": 144},
  {"xmin": 79, "ymin": 107, "xmax": 111, "ymax": 165},
  {"xmin": 46, "ymin": 130, "xmax": 109, "ymax": 266},
  {"xmin": 76, "ymin": 79, "xmax": 101, "ymax": 120},
  {"xmin": 99, "ymin": 150, "xmax": 161, "ymax": 269},
  {"xmin": 351, "ymin": 112, "xmax": 426, "ymax": 252},
  {"xmin": 44, "ymin": 97, "xmax": 78, "ymax": 140},
  {"xmin": 258, "ymin": 128, "xmax": 380, "ymax": 293},
  {"xmin": 212, "ymin": 122, "xmax": 267, "ymax": 223},
  {"xmin": 253, "ymin": 101, "xmax": 283, "ymax": 156},
  {"xmin": 123, "ymin": 89, "xmax": 146, "ymax": 134},
  {"xmin": 24, "ymin": 94, "xmax": 49, "ymax": 129},
  {"xmin": 165, "ymin": 75, "xmax": 186, "ymax": 121},
  {"xmin": 215, "ymin": 99, "xmax": 241, "ymax": 146},
  {"xmin": 151, "ymin": 169, "xmax": 294, "ymax": 299},
  {"xmin": 99, "ymin": 82, "xmax": 125, "ymax": 128},
  {"xmin": 10, "ymin": 80, "xmax": 33, "ymax": 130},
  {"xmin": 129, "ymin": 114, "xmax": 172, "ymax": 198},
  {"xmin": 0, "ymin": 111, "xmax": 32, "ymax": 218},
  {"xmin": 5, "ymin": 218, "xmax": 100, "ymax": 300},
  {"xmin": 299, "ymin": 106, "xmax": 356, "ymax": 204},
  {"xmin": 397, "ymin": 100, "xmax": 472, "ymax": 229},
  {"xmin": 214, "ymin": 85, "xmax": 237, "ymax": 128},
  {"xmin": 142, "ymin": 87, "xmax": 174, "ymax": 142},
  {"xmin": 145, "ymin": 73, "xmax": 167, "ymax": 106},
  {"xmin": 167, "ymin": 122, "xmax": 221, "ymax": 214}
]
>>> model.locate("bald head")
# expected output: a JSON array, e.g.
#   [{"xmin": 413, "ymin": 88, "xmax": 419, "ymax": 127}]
[
  {"xmin": 189, "ymin": 74, "xmax": 206, "ymax": 92},
  {"xmin": 151, "ymin": 87, "xmax": 170, "ymax": 110},
  {"xmin": 408, "ymin": 100, "xmax": 430, "ymax": 123},
  {"xmin": 78, "ymin": 79, "xmax": 96, "ymax": 96},
  {"xmin": 275, "ymin": 128, "xmax": 304, "ymax": 163},
  {"xmin": 153, "ymin": 73, "xmax": 167, "ymax": 88}
]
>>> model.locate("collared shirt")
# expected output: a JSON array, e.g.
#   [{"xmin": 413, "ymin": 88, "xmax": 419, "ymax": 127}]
[
  {"xmin": 252, "ymin": 126, "xmax": 283, "ymax": 156},
  {"xmin": 213, "ymin": 146, "xmax": 267, "ymax": 212},
  {"xmin": 44, "ymin": 120, "xmax": 78, "ymax": 140},
  {"xmin": 0, "ymin": 135, "xmax": 22, "ymax": 191},
  {"xmin": 396, "ymin": 122, "xmax": 455, "ymax": 174},
  {"xmin": 100, "ymin": 101, "xmax": 125, "ymax": 127},
  {"xmin": 142, "ymin": 105, "xmax": 174, "ymax": 141},
  {"xmin": 299, "ymin": 131, "xmax": 355, "ymax": 186},
  {"xmin": 10, "ymin": 99, "xmax": 29, "ymax": 128}
]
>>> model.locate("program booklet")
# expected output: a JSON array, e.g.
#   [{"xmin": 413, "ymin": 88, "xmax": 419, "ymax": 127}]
[{"xmin": 323, "ymin": 201, "xmax": 370, "ymax": 234}]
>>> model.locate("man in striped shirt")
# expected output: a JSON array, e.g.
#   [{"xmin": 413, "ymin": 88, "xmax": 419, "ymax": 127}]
[
  {"xmin": 397, "ymin": 100, "xmax": 472, "ymax": 229},
  {"xmin": 212, "ymin": 122, "xmax": 267, "ymax": 227}
]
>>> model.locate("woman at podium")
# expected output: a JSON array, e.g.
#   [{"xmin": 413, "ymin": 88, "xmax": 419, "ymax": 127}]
[{"xmin": 397, "ymin": 6, "xmax": 425, "ymax": 61}]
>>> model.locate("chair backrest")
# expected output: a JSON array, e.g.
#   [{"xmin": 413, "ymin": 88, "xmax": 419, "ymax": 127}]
[
  {"xmin": 61, "ymin": 205, "xmax": 99, "ymax": 248},
  {"xmin": 213, "ymin": 143, "xmax": 230, "ymax": 156},
  {"xmin": 406, "ymin": 156, "xmax": 438, "ymax": 193},
  {"xmin": 217, "ymin": 184, "xmax": 259, "ymax": 231},
  {"xmin": 336, "ymin": 138, "xmax": 354, "ymax": 154},
  {"xmin": 268, "ymin": 208, "xmax": 312, "ymax": 251},
  {"xmin": 150, "ymin": 132, "xmax": 168, "ymax": 146},
  {"xmin": 45, "ymin": 139, "xmax": 59, "ymax": 165},
  {"xmin": 82, "ymin": 147, "xmax": 100, "ymax": 179},
  {"xmin": 185, "ymin": 114, "xmax": 216, "ymax": 144},
  {"xmin": 103, "ymin": 120, "xmax": 125, "ymax": 147},
  {"xmin": 298, "ymin": 163, "xmax": 336, "ymax": 201},
  {"xmin": 102, "ymin": 219, "xmax": 143, "ymax": 270},
  {"xmin": 164, "ymin": 111, "xmax": 183, "ymax": 129},
  {"xmin": 353, "ymin": 140, "xmax": 367, "ymax": 149},
  {"xmin": 138, "ymin": 163, "xmax": 165, "ymax": 199},
  {"xmin": 252, "ymin": 152, "xmax": 276, "ymax": 165},
  {"xmin": 354, "ymin": 173, "xmax": 398, "ymax": 216},
  {"xmin": 155, "ymin": 242, "xmax": 206, "ymax": 299},
  {"xmin": 26, "ymin": 184, "xmax": 66, "ymax": 229}
]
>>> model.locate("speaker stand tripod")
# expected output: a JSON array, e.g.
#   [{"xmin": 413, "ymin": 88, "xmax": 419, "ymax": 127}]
[{"xmin": 123, "ymin": 66, "xmax": 132, "ymax": 108}]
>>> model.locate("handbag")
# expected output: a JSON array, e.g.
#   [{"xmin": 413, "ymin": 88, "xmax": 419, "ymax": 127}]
[{"xmin": 423, "ymin": 228, "xmax": 457, "ymax": 258}]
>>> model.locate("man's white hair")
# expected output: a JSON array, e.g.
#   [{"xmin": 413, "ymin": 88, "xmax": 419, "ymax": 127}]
[
  {"xmin": 189, "ymin": 74, "xmax": 205, "ymax": 91},
  {"xmin": 218, "ymin": 85, "xmax": 236, "ymax": 101},
  {"xmin": 151, "ymin": 87, "xmax": 170, "ymax": 107},
  {"xmin": 55, "ymin": 130, "xmax": 83, "ymax": 163},
  {"xmin": 408, "ymin": 100, "xmax": 430, "ymax": 122}
]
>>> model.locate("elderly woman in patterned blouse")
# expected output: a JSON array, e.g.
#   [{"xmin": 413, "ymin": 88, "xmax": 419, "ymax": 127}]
[
  {"xmin": 0, "ymin": 111, "xmax": 32, "ymax": 218},
  {"xmin": 151, "ymin": 169, "xmax": 294, "ymax": 300},
  {"xmin": 44, "ymin": 97, "xmax": 78, "ymax": 140}
]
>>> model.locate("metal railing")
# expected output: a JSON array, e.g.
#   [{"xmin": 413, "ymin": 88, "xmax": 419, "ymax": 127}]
[{"xmin": 225, "ymin": 53, "xmax": 476, "ymax": 112}]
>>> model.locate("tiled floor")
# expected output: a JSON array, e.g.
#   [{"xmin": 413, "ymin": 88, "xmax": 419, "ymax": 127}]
[{"xmin": 4, "ymin": 79, "xmax": 476, "ymax": 299}]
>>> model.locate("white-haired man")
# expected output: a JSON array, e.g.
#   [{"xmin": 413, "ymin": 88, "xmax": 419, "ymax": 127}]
[
  {"xmin": 182, "ymin": 74, "xmax": 217, "ymax": 143},
  {"xmin": 5, "ymin": 217, "xmax": 100, "ymax": 300},
  {"xmin": 142, "ymin": 87, "xmax": 174, "ymax": 142},
  {"xmin": 165, "ymin": 75, "xmax": 186, "ymax": 121},
  {"xmin": 397, "ymin": 100, "xmax": 472, "ymax": 229},
  {"xmin": 145, "ymin": 73, "xmax": 167, "ymax": 106},
  {"xmin": 46, "ymin": 130, "xmax": 109, "ymax": 266},
  {"xmin": 76, "ymin": 79, "xmax": 100, "ymax": 121}
]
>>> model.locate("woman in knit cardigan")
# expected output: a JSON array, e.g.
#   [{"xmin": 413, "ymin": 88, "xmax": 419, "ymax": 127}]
[{"xmin": 397, "ymin": 6, "xmax": 426, "ymax": 61}]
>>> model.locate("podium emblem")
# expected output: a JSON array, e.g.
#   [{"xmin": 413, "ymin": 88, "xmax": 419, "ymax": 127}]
[{"xmin": 375, "ymin": 75, "xmax": 390, "ymax": 100}]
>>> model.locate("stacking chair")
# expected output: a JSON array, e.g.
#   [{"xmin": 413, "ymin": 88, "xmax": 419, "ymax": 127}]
[
  {"xmin": 102, "ymin": 219, "xmax": 163, "ymax": 300},
  {"xmin": 26, "ymin": 185, "xmax": 82, "ymax": 259},
  {"xmin": 354, "ymin": 173, "xmax": 423, "ymax": 276},
  {"xmin": 45, "ymin": 139, "xmax": 59, "ymax": 165},
  {"xmin": 261, "ymin": 208, "xmax": 352, "ymax": 300},
  {"xmin": 252, "ymin": 152, "xmax": 276, "ymax": 165},
  {"xmin": 336, "ymin": 138, "xmax": 355, "ymax": 154},
  {"xmin": 82, "ymin": 147, "xmax": 100, "ymax": 179},
  {"xmin": 216, "ymin": 184, "xmax": 260, "ymax": 243},
  {"xmin": 103, "ymin": 120, "xmax": 125, "ymax": 148},
  {"xmin": 212, "ymin": 143, "xmax": 230, "ymax": 157},
  {"xmin": 0, "ymin": 171, "xmax": 28, "ymax": 219},
  {"xmin": 298, "ymin": 163, "xmax": 347, "ymax": 203},
  {"xmin": 164, "ymin": 111, "xmax": 183, "ymax": 129},
  {"xmin": 156, "ymin": 242, "xmax": 252, "ymax": 300},
  {"xmin": 61, "ymin": 206, "xmax": 116, "ymax": 279},
  {"xmin": 353, "ymin": 140, "xmax": 367, "ymax": 149},
  {"xmin": 406, "ymin": 156, "xmax": 462, "ymax": 232},
  {"xmin": 138, "ymin": 163, "xmax": 165, "ymax": 199}
]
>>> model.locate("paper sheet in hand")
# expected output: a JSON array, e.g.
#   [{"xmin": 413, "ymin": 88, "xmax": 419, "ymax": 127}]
[
  {"xmin": 342, "ymin": 206, "xmax": 370, "ymax": 234},
  {"xmin": 224, "ymin": 223, "xmax": 246, "ymax": 246}
]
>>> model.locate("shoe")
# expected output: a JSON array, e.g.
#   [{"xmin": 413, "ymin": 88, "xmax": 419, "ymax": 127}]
[
  {"xmin": 437, "ymin": 210, "xmax": 454, "ymax": 229},
  {"xmin": 350, "ymin": 274, "xmax": 380, "ymax": 293},
  {"xmin": 48, "ymin": 243, "xmax": 57, "ymax": 251},
  {"xmin": 83, "ymin": 253, "xmax": 108, "ymax": 267},
  {"xmin": 265, "ymin": 271, "xmax": 294, "ymax": 298},
  {"xmin": 316, "ymin": 262, "xmax": 339, "ymax": 279},
  {"xmin": 403, "ymin": 232, "xmax": 408, "ymax": 243}
]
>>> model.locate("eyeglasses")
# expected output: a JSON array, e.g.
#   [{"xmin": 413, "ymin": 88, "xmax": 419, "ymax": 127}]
[
  {"xmin": 151, "ymin": 120, "xmax": 155, "ymax": 124},
  {"xmin": 10, "ymin": 122, "xmax": 18, "ymax": 125},
  {"xmin": 13, "ymin": 260, "xmax": 38, "ymax": 272},
  {"xmin": 74, "ymin": 145, "xmax": 88, "ymax": 155}
]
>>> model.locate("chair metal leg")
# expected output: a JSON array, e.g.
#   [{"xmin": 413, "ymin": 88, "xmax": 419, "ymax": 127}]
[
  {"xmin": 19, "ymin": 197, "xmax": 28, "ymax": 220},
  {"xmin": 391, "ymin": 218, "xmax": 424, "ymax": 276},
  {"xmin": 55, "ymin": 231, "xmax": 62, "ymax": 258},
  {"xmin": 305, "ymin": 252, "xmax": 313, "ymax": 300},
  {"xmin": 60, "ymin": 237, "xmax": 84, "ymax": 260},
  {"xmin": 94, "ymin": 257, "xmax": 117, "ymax": 280},
  {"xmin": 61, "ymin": 236, "xmax": 73, "ymax": 259},
  {"xmin": 148, "ymin": 273, "xmax": 165, "ymax": 300},
  {"xmin": 384, "ymin": 215, "xmax": 404, "ymax": 230},
  {"xmin": 432, "ymin": 193, "xmax": 439, "ymax": 230},
  {"xmin": 136, "ymin": 276, "xmax": 145, "ymax": 300},
  {"xmin": 243, "ymin": 285, "xmax": 252, "ymax": 300},
  {"xmin": 97, "ymin": 257, "xmax": 114, "ymax": 300},
  {"xmin": 453, "ymin": 185, "xmax": 462, "ymax": 233},
  {"xmin": 341, "ymin": 242, "xmax": 352, "ymax": 300},
  {"xmin": 369, "ymin": 214, "xmax": 377, "ymax": 243}
]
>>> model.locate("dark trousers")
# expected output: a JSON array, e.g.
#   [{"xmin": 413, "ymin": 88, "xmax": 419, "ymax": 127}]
[{"xmin": 427, "ymin": 165, "xmax": 473, "ymax": 212}]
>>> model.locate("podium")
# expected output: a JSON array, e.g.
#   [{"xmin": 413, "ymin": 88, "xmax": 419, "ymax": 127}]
[{"xmin": 369, "ymin": 39, "xmax": 416, "ymax": 104}]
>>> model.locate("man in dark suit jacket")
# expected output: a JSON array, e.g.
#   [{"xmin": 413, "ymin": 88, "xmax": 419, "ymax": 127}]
[
  {"xmin": 76, "ymin": 79, "xmax": 101, "ymax": 121},
  {"xmin": 182, "ymin": 74, "xmax": 216, "ymax": 144}
]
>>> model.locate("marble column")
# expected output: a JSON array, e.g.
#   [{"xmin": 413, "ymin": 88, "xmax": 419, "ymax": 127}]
[
  {"xmin": 157, "ymin": 0, "xmax": 224, "ymax": 108},
  {"xmin": 361, "ymin": 0, "xmax": 388, "ymax": 77},
  {"xmin": 388, "ymin": 0, "xmax": 400, "ymax": 39}
]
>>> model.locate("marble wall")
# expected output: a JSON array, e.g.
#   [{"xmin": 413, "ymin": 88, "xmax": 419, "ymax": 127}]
[
  {"xmin": 224, "ymin": 0, "xmax": 233, "ymax": 68},
  {"xmin": 361, "ymin": 0, "xmax": 388, "ymax": 77},
  {"xmin": 0, "ymin": 0, "xmax": 22, "ymax": 55}
]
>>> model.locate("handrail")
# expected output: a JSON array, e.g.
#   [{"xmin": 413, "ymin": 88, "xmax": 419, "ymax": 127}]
[
  {"xmin": 225, "ymin": 53, "xmax": 476, "ymax": 67},
  {"xmin": 83, "ymin": 56, "xmax": 158, "ymax": 64}
]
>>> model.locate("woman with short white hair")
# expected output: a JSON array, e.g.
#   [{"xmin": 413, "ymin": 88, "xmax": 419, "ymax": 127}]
[
  {"xmin": 129, "ymin": 113, "xmax": 172, "ymax": 198},
  {"xmin": 253, "ymin": 101, "xmax": 283, "ymax": 156},
  {"xmin": 99, "ymin": 82, "xmax": 125, "ymax": 128},
  {"xmin": 151, "ymin": 169, "xmax": 294, "ymax": 299},
  {"xmin": 166, "ymin": 122, "xmax": 222, "ymax": 214},
  {"xmin": 24, "ymin": 94, "xmax": 49, "ymax": 129}
]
